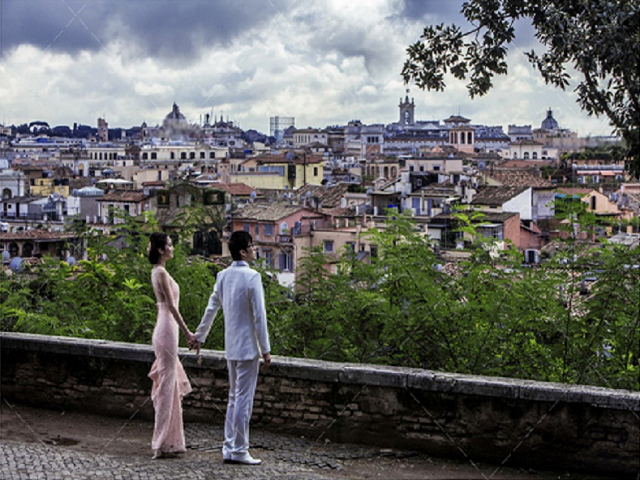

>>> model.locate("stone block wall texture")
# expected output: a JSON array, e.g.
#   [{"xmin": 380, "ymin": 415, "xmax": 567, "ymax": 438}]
[{"xmin": 1, "ymin": 333, "xmax": 638, "ymax": 477}]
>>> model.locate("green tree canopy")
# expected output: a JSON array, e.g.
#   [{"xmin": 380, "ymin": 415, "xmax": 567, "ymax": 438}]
[{"xmin": 401, "ymin": 0, "xmax": 640, "ymax": 178}]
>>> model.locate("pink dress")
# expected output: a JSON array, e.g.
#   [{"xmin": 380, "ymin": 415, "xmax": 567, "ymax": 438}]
[{"xmin": 148, "ymin": 268, "xmax": 192, "ymax": 453}]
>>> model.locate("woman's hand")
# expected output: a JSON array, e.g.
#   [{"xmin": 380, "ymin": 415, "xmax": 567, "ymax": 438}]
[{"xmin": 186, "ymin": 333, "xmax": 201, "ymax": 354}]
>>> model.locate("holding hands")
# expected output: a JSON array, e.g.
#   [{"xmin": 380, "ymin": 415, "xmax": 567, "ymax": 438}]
[{"xmin": 186, "ymin": 333, "xmax": 201, "ymax": 354}]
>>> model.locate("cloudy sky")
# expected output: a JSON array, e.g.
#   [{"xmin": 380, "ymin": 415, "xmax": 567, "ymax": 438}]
[{"xmin": 0, "ymin": 0, "xmax": 614, "ymax": 137}]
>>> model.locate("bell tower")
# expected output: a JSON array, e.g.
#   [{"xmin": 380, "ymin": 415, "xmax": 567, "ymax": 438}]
[{"xmin": 398, "ymin": 89, "xmax": 415, "ymax": 127}]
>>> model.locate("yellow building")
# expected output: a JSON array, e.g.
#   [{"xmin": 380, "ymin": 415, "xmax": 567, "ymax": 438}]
[
  {"xmin": 557, "ymin": 187, "xmax": 628, "ymax": 219},
  {"xmin": 230, "ymin": 153, "xmax": 324, "ymax": 191},
  {"xmin": 30, "ymin": 178, "xmax": 70, "ymax": 197}
]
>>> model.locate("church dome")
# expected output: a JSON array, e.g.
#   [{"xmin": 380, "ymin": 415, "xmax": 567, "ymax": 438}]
[
  {"xmin": 541, "ymin": 109, "xmax": 559, "ymax": 130},
  {"xmin": 165, "ymin": 103, "xmax": 186, "ymax": 121}
]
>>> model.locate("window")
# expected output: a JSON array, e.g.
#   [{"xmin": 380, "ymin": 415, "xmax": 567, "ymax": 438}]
[
  {"xmin": 532, "ymin": 152, "xmax": 538, "ymax": 159},
  {"xmin": 313, "ymin": 167, "xmax": 318, "ymax": 176},
  {"xmin": 200, "ymin": 152, "xmax": 205, "ymax": 159},
  {"xmin": 243, "ymin": 223, "xmax": 250, "ymax": 232},
  {"xmin": 264, "ymin": 224, "xmax": 274, "ymax": 236},
  {"xmin": 264, "ymin": 250, "xmax": 272, "ymax": 267},
  {"xmin": 279, "ymin": 252, "xmax": 292, "ymax": 271},
  {"xmin": 254, "ymin": 224, "xmax": 259, "ymax": 237},
  {"xmin": 323, "ymin": 240, "xmax": 334, "ymax": 253},
  {"xmin": 157, "ymin": 190, "xmax": 170, "ymax": 206},
  {"xmin": 151, "ymin": 152, "xmax": 157, "ymax": 160},
  {"xmin": 181, "ymin": 152, "xmax": 187, "ymax": 160}
]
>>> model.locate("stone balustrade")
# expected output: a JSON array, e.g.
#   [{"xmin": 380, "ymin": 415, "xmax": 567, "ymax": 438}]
[{"xmin": 1, "ymin": 332, "xmax": 638, "ymax": 477}]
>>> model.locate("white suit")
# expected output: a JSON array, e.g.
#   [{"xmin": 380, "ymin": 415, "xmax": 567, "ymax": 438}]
[{"xmin": 194, "ymin": 260, "xmax": 270, "ymax": 458}]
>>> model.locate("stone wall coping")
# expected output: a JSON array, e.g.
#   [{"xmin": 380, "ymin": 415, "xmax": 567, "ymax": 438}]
[{"xmin": 3, "ymin": 332, "xmax": 639, "ymax": 411}]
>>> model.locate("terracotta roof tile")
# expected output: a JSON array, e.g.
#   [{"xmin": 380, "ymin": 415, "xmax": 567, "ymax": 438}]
[
  {"xmin": 235, "ymin": 203, "xmax": 319, "ymax": 222},
  {"xmin": 215, "ymin": 183, "xmax": 261, "ymax": 197},
  {"xmin": 471, "ymin": 186, "xmax": 529, "ymax": 205},
  {"xmin": 485, "ymin": 169, "xmax": 553, "ymax": 187},
  {"xmin": 295, "ymin": 183, "xmax": 349, "ymax": 208},
  {"xmin": 97, "ymin": 189, "xmax": 147, "ymax": 202},
  {"xmin": 0, "ymin": 230, "xmax": 77, "ymax": 241}
]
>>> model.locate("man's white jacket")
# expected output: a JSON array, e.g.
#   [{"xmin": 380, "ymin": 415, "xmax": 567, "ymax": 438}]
[{"xmin": 195, "ymin": 261, "xmax": 270, "ymax": 361}]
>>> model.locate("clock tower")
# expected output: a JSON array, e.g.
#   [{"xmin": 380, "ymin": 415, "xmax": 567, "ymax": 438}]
[{"xmin": 398, "ymin": 90, "xmax": 415, "ymax": 127}]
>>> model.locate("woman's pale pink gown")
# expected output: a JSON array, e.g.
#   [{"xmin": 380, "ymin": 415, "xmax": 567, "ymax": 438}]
[{"xmin": 148, "ymin": 268, "xmax": 192, "ymax": 453}]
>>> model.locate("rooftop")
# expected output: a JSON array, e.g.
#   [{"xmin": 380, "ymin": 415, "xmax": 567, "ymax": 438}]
[
  {"xmin": 471, "ymin": 186, "xmax": 529, "ymax": 205},
  {"xmin": 0, "ymin": 230, "xmax": 77, "ymax": 241},
  {"xmin": 296, "ymin": 183, "xmax": 350, "ymax": 209},
  {"xmin": 235, "ymin": 203, "xmax": 321, "ymax": 222},
  {"xmin": 485, "ymin": 170, "xmax": 554, "ymax": 188},
  {"xmin": 97, "ymin": 189, "xmax": 147, "ymax": 202}
]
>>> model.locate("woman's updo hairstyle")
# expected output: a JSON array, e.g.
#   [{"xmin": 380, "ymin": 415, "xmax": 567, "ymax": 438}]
[{"xmin": 148, "ymin": 232, "xmax": 168, "ymax": 265}]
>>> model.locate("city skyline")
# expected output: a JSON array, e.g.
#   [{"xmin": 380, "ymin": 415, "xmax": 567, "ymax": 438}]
[{"xmin": 1, "ymin": 0, "xmax": 615, "ymax": 137}]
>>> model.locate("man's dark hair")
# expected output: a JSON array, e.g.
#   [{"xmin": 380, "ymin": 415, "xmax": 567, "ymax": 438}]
[{"xmin": 228, "ymin": 231, "xmax": 253, "ymax": 261}]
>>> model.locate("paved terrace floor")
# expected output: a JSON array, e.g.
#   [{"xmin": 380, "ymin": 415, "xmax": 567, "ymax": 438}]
[{"xmin": 0, "ymin": 402, "xmax": 621, "ymax": 480}]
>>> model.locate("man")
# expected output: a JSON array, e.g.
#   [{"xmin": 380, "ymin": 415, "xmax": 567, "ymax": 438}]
[{"xmin": 191, "ymin": 231, "xmax": 271, "ymax": 465}]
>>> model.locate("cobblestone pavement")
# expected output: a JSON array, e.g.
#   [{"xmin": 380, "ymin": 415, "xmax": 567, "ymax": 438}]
[
  {"xmin": 1, "ymin": 403, "xmax": 619, "ymax": 480},
  {"xmin": 1, "ymin": 422, "xmax": 426, "ymax": 480},
  {"xmin": 0, "ymin": 439, "xmax": 335, "ymax": 480}
]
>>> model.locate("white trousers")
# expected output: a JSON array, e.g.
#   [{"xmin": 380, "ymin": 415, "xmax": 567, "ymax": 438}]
[{"xmin": 223, "ymin": 358, "xmax": 260, "ymax": 457}]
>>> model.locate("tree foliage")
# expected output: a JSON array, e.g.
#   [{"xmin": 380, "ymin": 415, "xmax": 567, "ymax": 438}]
[
  {"xmin": 1, "ymin": 211, "xmax": 638, "ymax": 391},
  {"xmin": 1, "ymin": 211, "xmax": 219, "ymax": 346},
  {"xmin": 401, "ymin": 0, "xmax": 640, "ymax": 178},
  {"xmin": 259, "ymin": 211, "xmax": 639, "ymax": 391}
]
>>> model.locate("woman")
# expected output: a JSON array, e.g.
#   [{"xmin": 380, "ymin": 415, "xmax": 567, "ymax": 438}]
[{"xmin": 147, "ymin": 232, "xmax": 196, "ymax": 459}]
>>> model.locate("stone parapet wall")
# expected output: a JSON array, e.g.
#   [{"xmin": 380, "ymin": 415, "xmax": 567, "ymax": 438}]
[{"xmin": 1, "ymin": 333, "xmax": 638, "ymax": 477}]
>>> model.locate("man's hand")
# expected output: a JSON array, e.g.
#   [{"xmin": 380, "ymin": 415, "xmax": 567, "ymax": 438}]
[
  {"xmin": 261, "ymin": 352, "xmax": 271, "ymax": 372},
  {"xmin": 187, "ymin": 336, "xmax": 201, "ymax": 355}
]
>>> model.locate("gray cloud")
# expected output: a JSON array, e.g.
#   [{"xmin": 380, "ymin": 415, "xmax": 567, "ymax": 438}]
[
  {"xmin": 1, "ymin": 0, "xmax": 282, "ymax": 61},
  {"xmin": 399, "ymin": 0, "xmax": 464, "ymax": 21},
  {"xmin": 0, "ymin": 0, "xmax": 612, "ymax": 137},
  {"xmin": 398, "ymin": 0, "xmax": 539, "ymax": 50}
]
